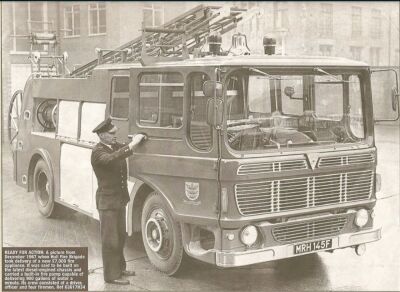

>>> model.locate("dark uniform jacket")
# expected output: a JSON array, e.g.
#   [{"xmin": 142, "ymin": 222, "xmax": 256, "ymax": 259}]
[{"xmin": 91, "ymin": 142, "xmax": 133, "ymax": 210}]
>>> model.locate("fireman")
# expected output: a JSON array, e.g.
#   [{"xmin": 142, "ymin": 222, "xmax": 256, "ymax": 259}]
[{"xmin": 91, "ymin": 117, "xmax": 146, "ymax": 285}]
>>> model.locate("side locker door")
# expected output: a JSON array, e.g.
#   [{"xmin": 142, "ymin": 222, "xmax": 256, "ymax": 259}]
[{"xmin": 109, "ymin": 71, "xmax": 131, "ymax": 143}]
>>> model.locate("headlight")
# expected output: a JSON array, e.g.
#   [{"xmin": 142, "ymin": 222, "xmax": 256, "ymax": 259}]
[
  {"xmin": 355, "ymin": 209, "xmax": 369, "ymax": 227},
  {"xmin": 240, "ymin": 225, "xmax": 258, "ymax": 246}
]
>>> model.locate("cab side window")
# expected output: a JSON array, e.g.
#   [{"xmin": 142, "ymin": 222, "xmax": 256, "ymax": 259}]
[
  {"xmin": 139, "ymin": 72, "xmax": 183, "ymax": 128},
  {"xmin": 189, "ymin": 73, "xmax": 212, "ymax": 150},
  {"xmin": 111, "ymin": 76, "xmax": 129, "ymax": 119}
]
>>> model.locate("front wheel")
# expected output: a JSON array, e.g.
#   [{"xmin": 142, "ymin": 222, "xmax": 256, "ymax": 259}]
[{"xmin": 141, "ymin": 192, "xmax": 184, "ymax": 275}]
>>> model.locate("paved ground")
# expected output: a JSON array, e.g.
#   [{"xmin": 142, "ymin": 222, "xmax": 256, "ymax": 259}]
[{"xmin": 2, "ymin": 123, "xmax": 399, "ymax": 291}]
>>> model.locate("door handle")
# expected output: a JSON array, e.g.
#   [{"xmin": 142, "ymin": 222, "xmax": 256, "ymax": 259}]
[{"xmin": 128, "ymin": 133, "xmax": 148, "ymax": 140}]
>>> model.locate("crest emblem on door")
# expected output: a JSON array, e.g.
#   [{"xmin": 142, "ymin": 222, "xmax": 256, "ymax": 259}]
[
  {"xmin": 307, "ymin": 153, "xmax": 320, "ymax": 170},
  {"xmin": 185, "ymin": 182, "xmax": 200, "ymax": 201}
]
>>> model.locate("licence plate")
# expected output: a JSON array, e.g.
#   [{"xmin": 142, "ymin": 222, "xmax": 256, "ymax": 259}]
[{"xmin": 294, "ymin": 239, "xmax": 332, "ymax": 255}]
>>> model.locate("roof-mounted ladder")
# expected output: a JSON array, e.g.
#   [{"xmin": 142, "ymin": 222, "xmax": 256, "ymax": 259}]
[{"xmin": 70, "ymin": 5, "xmax": 250, "ymax": 77}]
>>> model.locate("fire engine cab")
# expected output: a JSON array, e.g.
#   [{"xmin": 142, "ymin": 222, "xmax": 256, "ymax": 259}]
[{"xmin": 7, "ymin": 5, "xmax": 399, "ymax": 275}]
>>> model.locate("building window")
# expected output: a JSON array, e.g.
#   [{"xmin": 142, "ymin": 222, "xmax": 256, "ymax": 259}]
[
  {"xmin": 370, "ymin": 9, "xmax": 382, "ymax": 39},
  {"xmin": 88, "ymin": 3, "xmax": 106, "ymax": 35},
  {"xmin": 319, "ymin": 3, "xmax": 333, "ymax": 38},
  {"xmin": 351, "ymin": 7, "xmax": 362, "ymax": 38},
  {"xmin": 273, "ymin": 2, "xmax": 289, "ymax": 29},
  {"xmin": 64, "ymin": 5, "xmax": 80, "ymax": 37},
  {"xmin": 319, "ymin": 44, "xmax": 333, "ymax": 56},
  {"xmin": 350, "ymin": 46, "xmax": 362, "ymax": 61},
  {"xmin": 370, "ymin": 47, "xmax": 381, "ymax": 66},
  {"xmin": 237, "ymin": 2, "xmax": 261, "ymax": 49},
  {"xmin": 11, "ymin": 2, "xmax": 47, "ymax": 52},
  {"xmin": 142, "ymin": 3, "xmax": 164, "ymax": 27}
]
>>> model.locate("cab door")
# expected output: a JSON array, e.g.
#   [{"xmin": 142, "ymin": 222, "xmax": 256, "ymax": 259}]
[{"xmin": 109, "ymin": 72, "xmax": 131, "ymax": 143}]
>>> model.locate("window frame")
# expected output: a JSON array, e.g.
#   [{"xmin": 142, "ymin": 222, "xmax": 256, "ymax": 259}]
[
  {"xmin": 319, "ymin": 44, "xmax": 333, "ymax": 56},
  {"xmin": 369, "ymin": 47, "xmax": 381, "ymax": 66},
  {"xmin": 370, "ymin": 9, "xmax": 382, "ymax": 39},
  {"xmin": 110, "ymin": 75, "xmax": 130, "ymax": 121},
  {"xmin": 350, "ymin": 46, "xmax": 363, "ymax": 61},
  {"xmin": 187, "ymin": 72, "xmax": 213, "ymax": 151},
  {"xmin": 351, "ymin": 6, "xmax": 362, "ymax": 39},
  {"xmin": 273, "ymin": 2, "xmax": 289, "ymax": 30},
  {"xmin": 222, "ymin": 68, "xmax": 369, "ymax": 155},
  {"xmin": 319, "ymin": 3, "xmax": 333, "ymax": 38},
  {"xmin": 142, "ymin": 3, "xmax": 165, "ymax": 27},
  {"xmin": 63, "ymin": 4, "xmax": 80, "ymax": 38},
  {"xmin": 137, "ymin": 71, "xmax": 184, "ymax": 129},
  {"xmin": 10, "ymin": 2, "xmax": 48, "ymax": 54},
  {"xmin": 88, "ymin": 2, "xmax": 106, "ymax": 36}
]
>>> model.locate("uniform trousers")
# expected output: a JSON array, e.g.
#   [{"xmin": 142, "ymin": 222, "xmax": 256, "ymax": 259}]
[{"xmin": 98, "ymin": 207, "xmax": 127, "ymax": 282}]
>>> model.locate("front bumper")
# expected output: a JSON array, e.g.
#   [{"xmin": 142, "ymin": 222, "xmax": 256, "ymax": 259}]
[{"xmin": 216, "ymin": 228, "xmax": 381, "ymax": 267}]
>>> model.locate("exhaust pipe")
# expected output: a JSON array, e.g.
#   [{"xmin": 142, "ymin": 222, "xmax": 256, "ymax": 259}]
[{"xmin": 355, "ymin": 244, "xmax": 366, "ymax": 256}]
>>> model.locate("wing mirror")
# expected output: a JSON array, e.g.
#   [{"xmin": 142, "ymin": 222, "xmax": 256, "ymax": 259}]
[
  {"xmin": 371, "ymin": 68, "xmax": 399, "ymax": 122},
  {"xmin": 203, "ymin": 81, "xmax": 223, "ymax": 127}
]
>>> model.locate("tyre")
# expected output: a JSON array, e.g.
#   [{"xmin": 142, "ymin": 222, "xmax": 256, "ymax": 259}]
[
  {"xmin": 141, "ymin": 192, "xmax": 184, "ymax": 275},
  {"xmin": 33, "ymin": 159, "xmax": 59, "ymax": 218}
]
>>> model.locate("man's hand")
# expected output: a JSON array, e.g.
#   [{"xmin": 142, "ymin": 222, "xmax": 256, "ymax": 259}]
[{"xmin": 128, "ymin": 134, "xmax": 147, "ymax": 150}]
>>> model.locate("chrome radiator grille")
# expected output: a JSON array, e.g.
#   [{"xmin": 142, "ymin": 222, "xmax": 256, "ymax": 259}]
[
  {"xmin": 235, "ymin": 170, "xmax": 373, "ymax": 216},
  {"xmin": 235, "ymin": 181, "xmax": 273, "ymax": 214},
  {"xmin": 272, "ymin": 216, "xmax": 347, "ymax": 243},
  {"xmin": 318, "ymin": 153, "xmax": 375, "ymax": 167},
  {"xmin": 237, "ymin": 160, "xmax": 308, "ymax": 175}
]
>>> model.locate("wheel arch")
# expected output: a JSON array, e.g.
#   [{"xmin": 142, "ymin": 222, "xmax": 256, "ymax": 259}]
[
  {"xmin": 7, "ymin": 89, "xmax": 24, "ymax": 143},
  {"xmin": 127, "ymin": 176, "xmax": 176, "ymax": 236},
  {"xmin": 28, "ymin": 148, "xmax": 54, "ymax": 192}
]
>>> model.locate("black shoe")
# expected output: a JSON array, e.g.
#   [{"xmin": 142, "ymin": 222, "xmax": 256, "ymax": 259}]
[
  {"xmin": 122, "ymin": 270, "xmax": 136, "ymax": 276},
  {"xmin": 105, "ymin": 278, "xmax": 130, "ymax": 285}
]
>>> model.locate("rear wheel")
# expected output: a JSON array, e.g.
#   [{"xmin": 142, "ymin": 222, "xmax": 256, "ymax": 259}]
[
  {"xmin": 34, "ymin": 160, "xmax": 62, "ymax": 218},
  {"xmin": 141, "ymin": 192, "xmax": 184, "ymax": 275}
]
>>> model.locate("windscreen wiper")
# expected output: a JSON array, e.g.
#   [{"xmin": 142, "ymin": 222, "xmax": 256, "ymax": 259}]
[
  {"xmin": 314, "ymin": 67, "xmax": 351, "ymax": 83},
  {"xmin": 248, "ymin": 68, "xmax": 281, "ymax": 80}
]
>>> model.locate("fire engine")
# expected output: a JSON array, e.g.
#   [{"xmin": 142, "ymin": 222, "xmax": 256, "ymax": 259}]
[{"xmin": 7, "ymin": 5, "xmax": 399, "ymax": 275}]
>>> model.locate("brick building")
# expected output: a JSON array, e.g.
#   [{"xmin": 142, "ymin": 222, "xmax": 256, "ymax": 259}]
[{"xmin": 2, "ymin": 1, "xmax": 399, "ymax": 123}]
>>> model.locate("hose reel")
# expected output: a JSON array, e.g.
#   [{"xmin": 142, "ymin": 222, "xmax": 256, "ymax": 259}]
[{"xmin": 36, "ymin": 100, "xmax": 58, "ymax": 131}]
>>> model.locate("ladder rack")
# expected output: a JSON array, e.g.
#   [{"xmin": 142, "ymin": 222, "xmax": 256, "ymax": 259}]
[{"xmin": 70, "ymin": 5, "xmax": 248, "ymax": 77}]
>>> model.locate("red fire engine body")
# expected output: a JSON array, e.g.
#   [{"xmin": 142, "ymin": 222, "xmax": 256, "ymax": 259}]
[{"xmin": 8, "ymin": 5, "xmax": 399, "ymax": 275}]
